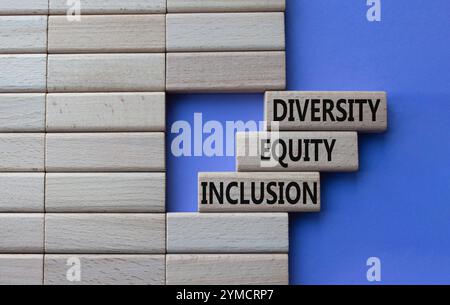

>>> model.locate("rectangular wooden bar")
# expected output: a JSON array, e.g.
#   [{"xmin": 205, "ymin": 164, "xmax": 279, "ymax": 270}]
[
  {"xmin": 0, "ymin": 134, "xmax": 44, "ymax": 172},
  {"xmin": 49, "ymin": 0, "xmax": 166, "ymax": 14},
  {"xmin": 166, "ymin": 254, "xmax": 288, "ymax": 285},
  {"xmin": 0, "ymin": 214, "xmax": 44, "ymax": 253},
  {"xmin": 0, "ymin": 55, "xmax": 47, "ymax": 93},
  {"xmin": 236, "ymin": 131, "xmax": 359, "ymax": 172},
  {"xmin": 167, "ymin": 213, "xmax": 288, "ymax": 253},
  {"xmin": 0, "ymin": 94, "xmax": 45, "ymax": 132},
  {"xmin": 0, "ymin": 16, "xmax": 47, "ymax": 53},
  {"xmin": 0, "ymin": 0, "xmax": 48, "ymax": 15},
  {"xmin": 0, "ymin": 255, "xmax": 43, "ymax": 285},
  {"xmin": 167, "ymin": 0, "xmax": 286, "ymax": 13},
  {"xmin": 0, "ymin": 173, "xmax": 44, "ymax": 212}
]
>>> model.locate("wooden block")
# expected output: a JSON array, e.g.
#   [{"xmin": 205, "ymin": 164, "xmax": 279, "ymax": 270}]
[
  {"xmin": 46, "ymin": 173, "xmax": 165, "ymax": 212},
  {"xmin": 45, "ymin": 214, "xmax": 166, "ymax": 254},
  {"xmin": 46, "ymin": 93, "xmax": 165, "ymax": 132},
  {"xmin": 48, "ymin": 15, "xmax": 165, "ymax": 53},
  {"xmin": 0, "ymin": 214, "xmax": 44, "ymax": 253},
  {"xmin": 0, "ymin": 173, "xmax": 44, "ymax": 212},
  {"xmin": 199, "ymin": 172, "xmax": 320, "ymax": 212},
  {"xmin": 0, "ymin": 0, "xmax": 48, "ymax": 15},
  {"xmin": 167, "ymin": 213, "xmax": 288, "ymax": 253},
  {"xmin": 167, "ymin": 0, "xmax": 285, "ymax": 13},
  {"xmin": 166, "ymin": 52, "xmax": 285, "ymax": 92},
  {"xmin": 0, "ymin": 55, "xmax": 46, "ymax": 93},
  {"xmin": 45, "ymin": 133, "xmax": 165, "ymax": 172},
  {"xmin": 0, "ymin": 16, "xmax": 47, "ymax": 53},
  {"xmin": 49, "ymin": 0, "xmax": 166, "ymax": 14},
  {"xmin": 265, "ymin": 91, "xmax": 388, "ymax": 132},
  {"xmin": 0, "ymin": 134, "xmax": 44, "ymax": 172},
  {"xmin": 0, "ymin": 94, "xmax": 45, "ymax": 132},
  {"xmin": 47, "ymin": 54, "xmax": 165, "ymax": 93},
  {"xmin": 166, "ymin": 13, "xmax": 284, "ymax": 52},
  {"xmin": 45, "ymin": 255, "xmax": 165, "ymax": 285},
  {"xmin": 0, "ymin": 255, "xmax": 43, "ymax": 285},
  {"xmin": 236, "ymin": 132, "xmax": 359, "ymax": 172},
  {"xmin": 166, "ymin": 254, "xmax": 288, "ymax": 285}
]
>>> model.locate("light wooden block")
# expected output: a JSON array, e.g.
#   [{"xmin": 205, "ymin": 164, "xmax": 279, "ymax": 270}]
[
  {"xmin": 47, "ymin": 54, "xmax": 165, "ymax": 92},
  {"xmin": 265, "ymin": 91, "xmax": 388, "ymax": 132},
  {"xmin": 199, "ymin": 172, "xmax": 320, "ymax": 212},
  {"xmin": 0, "ymin": 0, "xmax": 48, "ymax": 15},
  {"xmin": 48, "ymin": 15, "xmax": 165, "ymax": 53},
  {"xmin": 167, "ymin": 0, "xmax": 286, "ymax": 13},
  {"xmin": 46, "ymin": 173, "xmax": 165, "ymax": 213},
  {"xmin": 167, "ymin": 213, "xmax": 288, "ymax": 253},
  {"xmin": 45, "ymin": 133, "xmax": 165, "ymax": 172},
  {"xmin": 45, "ymin": 255, "xmax": 165, "ymax": 285},
  {"xmin": 166, "ymin": 254, "xmax": 288, "ymax": 285},
  {"xmin": 0, "ymin": 173, "xmax": 44, "ymax": 212},
  {"xmin": 0, "ymin": 94, "xmax": 45, "ymax": 132},
  {"xmin": 46, "ymin": 93, "xmax": 165, "ymax": 132},
  {"xmin": 166, "ymin": 13, "xmax": 285, "ymax": 52},
  {"xmin": 0, "ymin": 55, "xmax": 46, "ymax": 93},
  {"xmin": 0, "ymin": 134, "xmax": 44, "ymax": 172},
  {"xmin": 0, "ymin": 214, "xmax": 44, "ymax": 253},
  {"xmin": 0, "ymin": 255, "xmax": 43, "ymax": 285},
  {"xmin": 236, "ymin": 132, "xmax": 359, "ymax": 172},
  {"xmin": 0, "ymin": 16, "xmax": 47, "ymax": 53},
  {"xmin": 45, "ymin": 214, "xmax": 166, "ymax": 254},
  {"xmin": 166, "ymin": 52, "xmax": 285, "ymax": 92},
  {"xmin": 49, "ymin": 0, "xmax": 166, "ymax": 14}
]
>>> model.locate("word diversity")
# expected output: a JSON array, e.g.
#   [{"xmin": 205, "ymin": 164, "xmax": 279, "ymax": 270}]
[{"xmin": 199, "ymin": 91, "xmax": 387, "ymax": 212}]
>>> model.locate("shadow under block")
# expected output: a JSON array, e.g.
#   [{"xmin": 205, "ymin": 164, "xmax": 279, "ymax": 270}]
[
  {"xmin": 265, "ymin": 91, "xmax": 388, "ymax": 132},
  {"xmin": 166, "ymin": 51, "xmax": 286, "ymax": 92},
  {"xmin": 48, "ymin": 15, "xmax": 166, "ymax": 53},
  {"xmin": 0, "ymin": 173, "xmax": 44, "ymax": 212},
  {"xmin": 166, "ymin": 254, "xmax": 288, "ymax": 285},
  {"xmin": 0, "ymin": 0, "xmax": 48, "ymax": 15},
  {"xmin": 0, "ymin": 55, "xmax": 46, "ymax": 93},
  {"xmin": 0, "ymin": 255, "xmax": 43, "ymax": 285},
  {"xmin": 44, "ymin": 255, "xmax": 165, "ymax": 285},
  {"xmin": 49, "ymin": 0, "xmax": 166, "ymax": 14},
  {"xmin": 167, "ymin": 0, "xmax": 286, "ymax": 13},
  {"xmin": 199, "ymin": 172, "xmax": 320, "ymax": 212},
  {"xmin": 47, "ymin": 54, "xmax": 165, "ymax": 92},
  {"xmin": 46, "ymin": 93, "xmax": 165, "ymax": 132},
  {"xmin": 236, "ymin": 131, "xmax": 359, "ymax": 172},
  {"xmin": 45, "ymin": 133, "xmax": 165, "ymax": 172},
  {"xmin": 46, "ymin": 173, "xmax": 165, "ymax": 213},
  {"xmin": 0, "ymin": 16, "xmax": 47, "ymax": 53},
  {"xmin": 0, "ymin": 94, "xmax": 45, "ymax": 132},
  {"xmin": 0, "ymin": 214, "xmax": 44, "ymax": 253},
  {"xmin": 0, "ymin": 134, "xmax": 44, "ymax": 172},
  {"xmin": 166, "ymin": 13, "xmax": 285, "ymax": 52},
  {"xmin": 167, "ymin": 213, "xmax": 288, "ymax": 253},
  {"xmin": 45, "ymin": 214, "xmax": 165, "ymax": 254}
]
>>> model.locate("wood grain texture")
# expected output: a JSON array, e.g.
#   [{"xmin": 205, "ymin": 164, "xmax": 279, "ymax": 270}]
[
  {"xmin": 166, "ymin": 52, "xmax": 285, "ymax": 92},
  {"xmin": 48, "ymin": 15, "xmax": 165, "ymax": 53},
  {"xmin": 199, "ymin": 172, "xmax": 320, "ymax": 212},
  {"xmin": 47, "ymin": 54, "xmax": 165, "ymax": 92},
  {"xmin": 0, "ymin": 16, "xmax": 47, "ymax": 53},
  {"xmin": 0, "ymin": 214, "xmax": 44, "ymax": 253},
  {"xmin": 236, "ymin": 132, "xmax": 359, "ymax": 172},
  {"xmin": 0, "ymin": 255, "xmax": 43, "ymax": 285},
  {"xmin": 166, "ymin": 254, "xmax": 288, "ymax": 285},
  {"xmin": 0, "ymin": 173, "xmax": 44, "ymax": 212},
  {"xmin": 45, "ymin": 133, "xmax": 165, "ymax": 172},
  {"xmin": 166, "ymin": 13, "xmax": 284, "ymax": 52},
  {"xmin": 167, "ymin": 213, "xmax": 288, "ymax": 253},
  {"xmin": 45, "ymin": 214, "xmax": 166, "ymax": 254},
  {"xmin": 265, "ymin": 91, "xmax": 388, "ymax": 132},
  {"xmin": 0, "ymin": 0, "xmax": 48, "ymax": 15},
  {"xmin": 0, "ymin": 134, "xmax": 44, "ymax": 172},
  {"xmin": 45, "ymin": 255, "xmax": 165, "ymax": 285},
  {"xmin": 46, "ymin": 173, "xmax": 165, "ymax": 212},
  {"xmin": 49, "ymin": 0, "xmax": 166, "ymax": 14},
  {"xmin": 167, "ymin": 0, "xmax": 286, "ymax": 13},
  {"xmin": 0, "ymin": 94, "xmax": 45, "ymax": 132},
  {"xmin": 46, "ymin": 93, "xmax": 165, "ymax": 132},
  {"xmin": 0, "ymin": 55, "xmax": 46, "ymax": 93}
]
